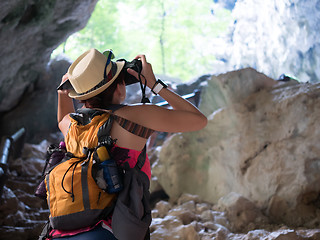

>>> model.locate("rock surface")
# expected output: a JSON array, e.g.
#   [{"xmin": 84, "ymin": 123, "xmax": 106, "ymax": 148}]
[
  {"xmin": 0, "ymin": 0, "xmax": 98, "ymax": 112},
  {"xmin": 1, "ymin": 0, "xmax": 320, "ymax": 142},
  {"xmin": 0, "ymin": 0, "xmax": 98, "ymax": 142},
  {"xmin": 0, "ymin": 140, "xmax": 52, "ymax": 240},
  {"xmin": 153, "ymin": 67, "xmax": 320, "ymax": 228},
  {"xmin": 150, "ymin": 193, "xmax": 320, "ymax": 240},
  {"xmin": 0, "ymin": 56, "xmax": 72, "ymax": 142},
  {"xmin": 213, "ymin": 0, "xmax": 320, "ymax": 82},
  {"xmin": 1, "ymin": 127, "xmax": 320, "ymax": 239}
]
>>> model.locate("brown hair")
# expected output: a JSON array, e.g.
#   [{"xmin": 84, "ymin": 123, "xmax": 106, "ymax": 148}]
[{"xmin": 80, "ymin": 70, "xmax": 125, "ymax": 108}]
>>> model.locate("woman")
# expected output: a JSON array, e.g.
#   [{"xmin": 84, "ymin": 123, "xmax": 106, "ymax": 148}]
[{"xmin": 53, "ymin": 48, "xmax": 207, "ymax": 239}]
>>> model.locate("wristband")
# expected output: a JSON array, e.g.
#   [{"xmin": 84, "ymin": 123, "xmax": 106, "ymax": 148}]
[{"xmin": 151, "ymin": 79, "xmax": 167, "ymax": 95}]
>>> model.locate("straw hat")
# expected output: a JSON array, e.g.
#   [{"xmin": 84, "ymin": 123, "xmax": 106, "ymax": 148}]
[{"xmin": 63, "ymin": 48, "xmax": 125, "ymax": 100}]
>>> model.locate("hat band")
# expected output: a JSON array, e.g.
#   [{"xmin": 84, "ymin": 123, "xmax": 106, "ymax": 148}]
[{"xmin": 78, "ymin": 62, "xmax": 118, "ymax": 96}]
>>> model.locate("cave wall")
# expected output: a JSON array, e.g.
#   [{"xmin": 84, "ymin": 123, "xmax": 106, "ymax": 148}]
[
  {"xmin": 0, "ymin": 0, "xmax": 98, "ymax": 140},
  {"xmin": 0, "ymin": 0, "xmax": 319, "ymax": 141},
  {"xmin": 213, "ymin": 0, "xmax": 320, "ymax": 82}
]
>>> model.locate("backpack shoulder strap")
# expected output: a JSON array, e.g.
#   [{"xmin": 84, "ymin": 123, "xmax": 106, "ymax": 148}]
[
  {"xmin": 97, "ymin": 114, "xmax": 114, "ymax": 145},
  {"xmin": 135, "ymin": 145, "xmax": 147, "ymax": 170},
  {"xmin": 96, "ymin": 104, "xmax": 124, "ymax": 145},
  {"xmin": 70, "ymin": 108, "xmax": 105, "ymax": 125},
  {"xmin": 94, "ymin": 105, "xmax": 155, "ymax": 139},
  {"xmin": 113, "ymin": 115, "xmax": 154, "ymax": 139}
]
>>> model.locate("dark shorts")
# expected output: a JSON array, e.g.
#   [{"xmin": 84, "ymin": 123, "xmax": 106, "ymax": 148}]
[{"xmin": 54, "ymin": 225, "xmax": 117, "ymax": 240}]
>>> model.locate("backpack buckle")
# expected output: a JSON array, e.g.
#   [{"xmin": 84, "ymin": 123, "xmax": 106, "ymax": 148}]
[{"xmin": 81, "ymin": 147, "xmax": 93, "ymax": 165}]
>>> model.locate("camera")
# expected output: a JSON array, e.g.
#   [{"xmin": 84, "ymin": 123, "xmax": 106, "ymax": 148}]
[{"xmin": 117, "ymin": 59, "xmax": 142, "ymax": 85}]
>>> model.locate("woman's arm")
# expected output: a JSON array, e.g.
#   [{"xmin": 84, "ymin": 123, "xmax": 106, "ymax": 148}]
[
  {"xmin": 122, "ymin": 55, "xmax": 207, "ymax": 133},
  {"xmin": 57, "ymin": 74, "xmax": 74, "ymax": 136}
]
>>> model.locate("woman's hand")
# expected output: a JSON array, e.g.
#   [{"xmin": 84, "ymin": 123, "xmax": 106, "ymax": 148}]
[
  {"xmin": 57, "ymin": 73, "xmax": 74, "ymax": 136},
  {"xmin": 127, "ymin": 55, "xmax": 156, "ymax": 89}
]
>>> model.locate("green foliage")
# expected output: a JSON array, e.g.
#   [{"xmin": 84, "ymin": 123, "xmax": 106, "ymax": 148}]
[{"xmin": 52, "ymin": 0, "xmax": 232, "ymax": 82}]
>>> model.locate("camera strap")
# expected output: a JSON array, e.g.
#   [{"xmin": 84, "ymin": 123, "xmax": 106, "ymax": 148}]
[
  {"xmin": 116, "ymin": 57, "xmax": 150, "ymax": 103},
  {"xmin": 138, "ymin": 73, "xmax": 150, "ymax": 103}
]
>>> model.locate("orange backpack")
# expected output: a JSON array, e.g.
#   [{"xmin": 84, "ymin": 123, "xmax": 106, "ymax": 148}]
[{"xmin": 45, "ymin": 109, "xmax": 118, "ymax": 230}]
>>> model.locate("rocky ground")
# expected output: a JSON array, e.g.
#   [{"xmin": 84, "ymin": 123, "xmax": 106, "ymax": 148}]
[
  {"xmin": 151, "ymin": 194, "xmax": 320, "ymax": 240},
  {"xmin": 0, "ymin": 138, "xmax": 320, "ymax": 240}
]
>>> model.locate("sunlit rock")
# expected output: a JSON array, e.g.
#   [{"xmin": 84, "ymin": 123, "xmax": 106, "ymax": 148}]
[
  {"xmin": 217, "ymin": 192, "xmax": 269, "ymax": 232},
  {"xmin": 153, "ymin": 68, "xmax": 320, "ymax": 227},
  {"xmin": 199, "ymin": 67, "xmax": 280, "ymax": 116},
  {"xmin": 152, "ymin": 200, "xmax": 172, "ymax": 218},
  {"xmin": 215, "ymin": 0, "xmax": 320, "ymax": 82}
]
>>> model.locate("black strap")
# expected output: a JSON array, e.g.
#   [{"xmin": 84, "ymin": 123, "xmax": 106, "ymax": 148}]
[
  {"xmin": 61, "ymin": 159, "xmax": 82, "ymax": 202},
  {"xmin": 70, "ymin": 108, "xmax": 105, "ymax": 125},
  {"xmin": 96, "ymin": 104, "xmax": 123, "ymax": 143},
  {"xmin": 135, "ymin": 145, "xmax": 147, "ymax": 170},
  {"xmin": 138, "ymin": 74, "xmax": 150, "ymax": 103},
  {"xmin": 97, "ymin": 115, "xmax": 114, "ymax": 145}
]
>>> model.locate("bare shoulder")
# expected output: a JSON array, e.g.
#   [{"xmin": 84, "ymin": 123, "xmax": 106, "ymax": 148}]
[
  {"xmin": 113, "ymin": 103, "xmax": 206, "ymax": 133},
  {"xmin": 113, "ymin": 104, "xmax": 168, "ymax": 130},
  {"xmin": 114, "ymin": 104, "xmax": 164, "ymax": 119}
]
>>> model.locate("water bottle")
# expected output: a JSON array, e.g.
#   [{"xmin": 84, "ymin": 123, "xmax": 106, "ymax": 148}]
[
  {"xmin": 35, "ymin": 142, "xmax": 66, "ymax": 199},
  {"xmin": 96, "ymin": 146, "xmax": 123, "ymax": 194},
  {"xmin": 96, "ymin": 146, "xmax": 110, "ymax": 162}
]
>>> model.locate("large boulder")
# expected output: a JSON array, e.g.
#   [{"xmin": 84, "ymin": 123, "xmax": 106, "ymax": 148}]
[
  {"xmin": 0, "ymin": 56, "xmax": 71, "ymax": 142},
  {"xmin": 153, "ymin": 68, "xmax": 320, "ymax": 227},
  {"xmin": 199, "ymin": 67, "xmax": 278, "ymax": 116},
  {"xmin": 0, "ymin": 0, "xmax": 98, "ymax": 112},
  {"xmin": 0, "ymin": 0, "xmax": 98, "ymax": 141}
]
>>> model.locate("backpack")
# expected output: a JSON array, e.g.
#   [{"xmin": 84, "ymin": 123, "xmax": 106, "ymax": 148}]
[
  {"xmin": 38, "ymin": 106, "xmax": 153, "ymax": 239},
  {"xmin": 45, "ymin": 108, "xmax": 121, "ymax": 231}
]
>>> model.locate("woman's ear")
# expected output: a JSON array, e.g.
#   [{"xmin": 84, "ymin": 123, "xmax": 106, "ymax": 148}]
[{"xmin": 112, "ymin": 83, "xmax": 126, "ymax": 103}]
